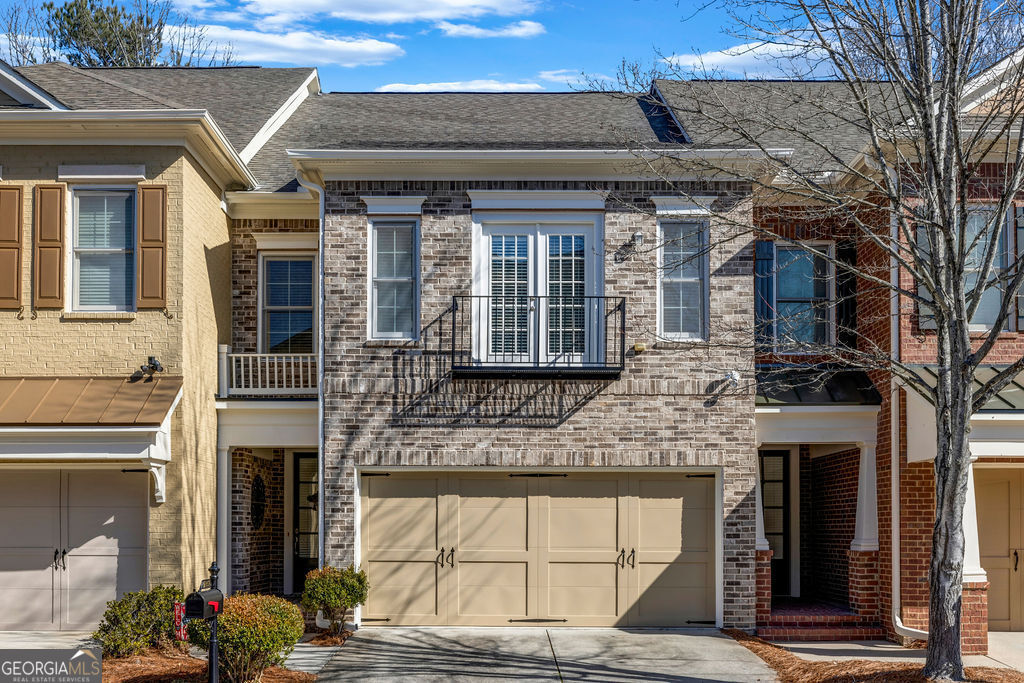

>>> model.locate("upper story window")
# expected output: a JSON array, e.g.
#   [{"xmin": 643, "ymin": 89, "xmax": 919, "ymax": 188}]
[
  {"xmin": 261, "ymin": 254, "xmax": 315, "ymax": 353},
  {"xmin": 659, "ymin": 221, "xmax": 708, "ymax": 340},
  {"xmin": 755, "ymin": 241, "xmax": 836, "ymax": 352},
  {"xmin": 370, "ymin": 220, "xmax": 419, "ymax": 340},
  {"xmin": 72, "ymin": 188, "xmax": 135, "ymax": 311},
  {"xmin": 918, "ymin": 208, "xmax": 1010, "ymax": 331}
]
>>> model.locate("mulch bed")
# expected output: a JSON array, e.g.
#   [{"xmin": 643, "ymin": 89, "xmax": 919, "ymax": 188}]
[
  {"xmin": 724, "ymin": 629, "xmax": 1024, "ymax": 683},
  {"xmin": 306, "ymin": 629, "xmax": 352, "ymax": 647},
  {"xmin": 101, "ymin": 649, "xmax": 315, "ymax": 683}
]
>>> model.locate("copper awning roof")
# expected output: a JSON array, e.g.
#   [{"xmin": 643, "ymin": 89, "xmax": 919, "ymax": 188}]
[{"xmin": 0, "ymin": 376, "xmax": 183, "ymax": 426}]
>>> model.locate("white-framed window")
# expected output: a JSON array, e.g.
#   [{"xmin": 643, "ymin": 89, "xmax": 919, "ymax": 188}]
[
  {"xmin": 71, "ymin": 187, "xmax": 135, "ymax": 311},
  {"xmin": 259, "ymin": 253, "xmax": 316, "ymax": 353},
  {"xmin": 368, "ymin": 219, "xmax": 419, "ymax": 340},
  {"xmin": 658, "ymin": 220, "xmax": 709, "ymax": 340},
  {"xmin": 918, "ymin": 207, "xmax": 1011, "ymax": 331},
  {"xmin": 471, "ymin": 212, "xmax": 604, "ymax": 365},
  {"xmin": 774, "ymin": 241, "xmax": 835, "ymax": 350}
]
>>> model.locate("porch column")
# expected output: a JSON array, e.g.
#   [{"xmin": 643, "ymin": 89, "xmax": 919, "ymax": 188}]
[
  {"xmin": 217, "ymin": 445, "xmax": 231, "ymax": 594},
  {"xmin": 963, "ymin": 459, "xmax": 986, "ymax": 584},
  {"xmin": 851, "ymin": 441, "xmax": 878, "ymax": 551},
  {"xmin": 755, "ymin": 444, "xmax": 770, "ymax": 551}
]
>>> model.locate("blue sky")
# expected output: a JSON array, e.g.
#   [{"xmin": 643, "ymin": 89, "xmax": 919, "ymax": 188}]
[{"xmin": 164, "ymin": 0, "xmax": 760, "ymax": 91}]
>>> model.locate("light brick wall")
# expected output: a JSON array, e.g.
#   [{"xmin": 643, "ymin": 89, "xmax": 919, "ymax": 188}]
[{"xmin": 321, "ymin": 179, "xmax": 760, "ymax": 628}]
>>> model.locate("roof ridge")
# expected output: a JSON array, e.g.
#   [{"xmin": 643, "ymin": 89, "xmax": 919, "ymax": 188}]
[{"xmin": 54, "ymin": 62, "xmax": 187, "ymax": 108}]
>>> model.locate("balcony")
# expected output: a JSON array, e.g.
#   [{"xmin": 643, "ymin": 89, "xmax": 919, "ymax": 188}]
[
  {"xmin": 450, "ymin": 295, "xmax": 626, "ymax": 380},
  {"xmin": 217, "ymin": 346, "xmax": 317, "ymax": 397}
]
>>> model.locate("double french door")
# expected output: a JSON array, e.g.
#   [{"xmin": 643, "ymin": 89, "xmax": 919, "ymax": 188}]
[
  {"xmin": 359, "ymin": 471, "xmax": 715, "ymax": 627},
  {"xmin": 479, "ymin": 222, "xmax": 601, "ymax": 367}
]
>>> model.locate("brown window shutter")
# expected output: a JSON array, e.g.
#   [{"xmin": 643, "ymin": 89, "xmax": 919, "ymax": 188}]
[
  {"xmin": 136, "ymin": 185, "xmax": 167, "ymax": 309},
  {"xmin": 0, "ymin": 186, "xmax": 23, "ymax": 309},
  {"xmin": 33, "ymin": 185, "xmax": 64, "ymax": 309}
]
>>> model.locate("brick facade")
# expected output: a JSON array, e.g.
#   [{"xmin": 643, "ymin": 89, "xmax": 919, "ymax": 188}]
[
  {"xmin": 320, "ymin": 179, "xmax": 760, "ymax": 628},
  {"xmin": 756, "ymin": 549, "xmax": 773, "ymax": 626},
  {"xmin": 230, "ymin": 447, "xmax": 285, "ymax": 594},
  {"xmin": 805, "ymin": 447, "xmax": 860, "ymax": 607}
]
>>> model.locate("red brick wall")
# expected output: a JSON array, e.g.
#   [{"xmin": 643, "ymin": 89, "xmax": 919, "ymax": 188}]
[
  {"xmin": 230, "ymin": 448, "xmax": 285, "ymax": 594},
  {"xmin": 756, "ymin": 549, "xmax": 773, "ymax": 626},
  {"xmin": 805, "ymin": 448, "xmax": 860, "ymax": 607},
  {"xmin": 848, "ymin": 550, "xmax": 879, "ymax": 618}
]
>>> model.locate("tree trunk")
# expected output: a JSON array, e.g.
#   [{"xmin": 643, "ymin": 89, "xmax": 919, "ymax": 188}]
[{"xmin": 923, "ymin": 329, "xmax": 973, "ymax": 681}]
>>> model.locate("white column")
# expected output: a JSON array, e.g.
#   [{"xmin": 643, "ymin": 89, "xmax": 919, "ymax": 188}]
[
  {"xmin": 851, "ymin": 441, "xmax": 879, "ymax": 551},
  {"xmin": 218, "ymin": 345, "xmax": 231, "ymax": 399},
  {"xmin": 963, "ymin": 459, "xmax": 987, "ymax": 583},
  {"xmin": 217, "ymin": 445, "xmax": 232, "ymax": 594},
  {"xmin": 755, "ymin": 445, "xmax": 770, "ymax": 551}
]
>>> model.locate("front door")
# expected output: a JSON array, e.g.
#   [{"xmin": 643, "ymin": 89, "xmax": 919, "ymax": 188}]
[
  {"xmin": 976, "ymin": 468, "xmax": 1024, "ymax": 630},
  {"xmin": 759, "ymin": 450, "xmax": 791, "ymax": 597},
  {"xmin": 292, "ymin": 453, "xmax": 319, "ymax": 593}
]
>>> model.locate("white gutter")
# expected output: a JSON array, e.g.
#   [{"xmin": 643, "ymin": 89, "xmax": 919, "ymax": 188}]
[
  {"xmin": 296, "ymin": 169, "xmax": 326, "ymax": 571},
  {"xmin": 286, "ymin": 147, "xmax": 795, "ymax": 162},
  {"xmin": 890, "ymin": 208, "xmax": 928, "ymax": 641}
]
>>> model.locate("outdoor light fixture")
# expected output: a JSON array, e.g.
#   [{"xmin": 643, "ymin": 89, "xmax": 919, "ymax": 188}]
[
  {"xmin": 631, "ymin": 231, "xmax": 644, "ymax": 246},
  {"xmin": 141, "ymin": 356, "xmax": 165, "ymax": 375}
]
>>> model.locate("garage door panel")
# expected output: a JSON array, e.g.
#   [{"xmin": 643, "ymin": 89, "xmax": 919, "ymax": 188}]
[
  {"xmin": 0, "ymin": 507, "xmax": 60, "ymax": 548},
  {"xmin": 63, "ymin": 551, "xmax": 146, "ymax": 630},
  {"xmin": 364, "ymin": 560, "xmax": 442, "ymax": 619},
  {"xmin": 0, "ymin": 470, "xmax": 59, "ymax": 507},
  {"xmin": 453, "ymin": 478, "xmax": 528, "ymax": 552},
  {"xmin": 365, "ymin": 478, "xmax": 441, "ymax": 552},
  {"xmin": 0, "ymin": 550, "xmax": 56, "ymax": 629},
  {"xmin": 455, "ymin": 562, "xmax": 528, "ymax": 618},
  {"xmin": 547, "ymin": 563, "xmax": 620, "ymax": 618}
]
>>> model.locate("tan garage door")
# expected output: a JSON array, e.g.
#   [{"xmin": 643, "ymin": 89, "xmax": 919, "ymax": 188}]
[
  {"xmin": 360, "ymin": 472, "xmax": 715, "ymax": 626},
  {"xmin": 0, "ymin": 469, "xmax": 148, "ymax": 631}
]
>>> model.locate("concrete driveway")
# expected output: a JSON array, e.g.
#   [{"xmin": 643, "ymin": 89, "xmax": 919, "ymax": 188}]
[{"xmin": 317, "ymin": 628, "xmax": 777, "ymax": 682}]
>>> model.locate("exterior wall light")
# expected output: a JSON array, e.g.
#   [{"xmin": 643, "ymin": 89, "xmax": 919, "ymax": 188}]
[{"xmin": 141, "ymin": 356, "xmax": 165, "ymax": 375}]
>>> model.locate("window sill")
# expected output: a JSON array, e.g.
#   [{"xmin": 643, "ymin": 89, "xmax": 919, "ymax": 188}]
[
  {"xmin": 364, "ymin": 339, "xmax": 420, "ymax": 348},
  {"xmin": 655, "ymin": 337, "xmax": 709, "ymax": 347},
  {"xmin": 62, "ymin": 311, "xmax": 137, "ymax": 321}
]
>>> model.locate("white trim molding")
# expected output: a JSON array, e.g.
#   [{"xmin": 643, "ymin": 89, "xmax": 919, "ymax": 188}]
[
  {"xmin": 755, "ymin": 404, "xmax": 881, "ymax": 445},
  {"xmin": 225, "ymin": 191, "xmax": 319, "ymax": 220},
  {"xmin": 253, "ymin": 232, "xmax": 319, "ymax": 251},
  {"xmin": 239, "ymin": 70, "xmax": 319, "ymax": 163},
  {"xmin": 0, "ymin": 61, "xmax": 64, "ymax": 109},
  {"xmin": 850, "ymin": 441, "xmax": 879, "ymax": 551},
  {"xmin": 905, "ymin": 388, "xmax": 1024, "ymax": 460},
  {"xmin": 468, "ymin": 190, "xmax": 606, "ymax": 211},
  {"xmin": 650, "ymin": 195, "xmax": 717, "ymax": 215},
  {"xmin": 58, "ymin": 164, "xmax": 147, "ymax": 182},
  {"xmin": 360, "ymin": 196, "xmax": 427, "ymax": 215},
  {"xmin": 216, "ymin": 400, "xmax": 318, "ymax": 449}
]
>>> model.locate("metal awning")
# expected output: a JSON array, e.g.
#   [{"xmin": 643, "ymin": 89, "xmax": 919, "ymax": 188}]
[
  {"xmin": 911, "ymin": 365, "xmax": 1024, "ymax": 412},
  {"xmin": 0, "ymin": 376, "xmax": 184, "ymax": 426},
  {"xmin": 756, "ymin": 366, "xmax": 882, "ymax": 406}
]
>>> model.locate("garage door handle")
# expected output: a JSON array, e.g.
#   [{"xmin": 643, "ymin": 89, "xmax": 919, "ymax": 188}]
[
  {"xmin": 60, "ymin": 549, "xmax": 67, "ymax": 571},
  {"xmin": 1015, "ymin": 550, "xmax": 1019, "ymax": 572},
  {"xmin": 53, "ymin": 549, "xmax": 59, "ymax": 570},
  {"xmin": 627, "ymin": 548, "xmax": 635, "ymax": 569},
  {"xmin": 437, "ymin": 547, "xmax": 445, "ymax": 567},
  {"xmin": 446, "ymin": 548, "xmax": 455, "ymax": 566},
  {"xmin": 617, "ymin": 548, "xmax": 625, "ymax": 568}
]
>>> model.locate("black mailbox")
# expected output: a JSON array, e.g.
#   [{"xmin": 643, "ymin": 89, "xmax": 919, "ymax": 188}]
[{"xmin": 185, "ymin": 588, "xmax": 224, "ymax": 620}]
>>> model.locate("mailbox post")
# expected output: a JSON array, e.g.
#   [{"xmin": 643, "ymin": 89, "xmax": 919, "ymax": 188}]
[{"xmin": 185, "ymin": 562, "xmax": 224, "ymax": 683}]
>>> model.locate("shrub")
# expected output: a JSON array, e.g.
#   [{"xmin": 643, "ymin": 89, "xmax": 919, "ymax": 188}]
[
  {"xmin": 92, "ymin": 585, "xmax": 184, "ymax": 658},
  {"xmin": 301, "ymin": 565, "xmax": 368, "ymax": 634},
  {"xmin": 188, "ymin": 594, "xmax": 304, "ymax": 683}
]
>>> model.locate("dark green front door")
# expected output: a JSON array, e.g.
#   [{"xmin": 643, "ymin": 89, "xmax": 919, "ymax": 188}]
[{"xmin": 293, "ymin": 453, "xmax": 319, "ymax": 593}]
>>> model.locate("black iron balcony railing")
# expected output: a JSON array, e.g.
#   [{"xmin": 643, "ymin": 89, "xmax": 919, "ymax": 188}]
[{"xmin": 450, "ymin": 295, "xmax": 626, "ymax": 379}]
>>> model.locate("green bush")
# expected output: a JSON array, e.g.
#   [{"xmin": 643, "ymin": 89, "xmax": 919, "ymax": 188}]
[
  {"xmin": 92, "ymin": 585, "xmax": 184, "ymax": 658},
  {"xmin": 188, "ymin": 594, "xmax": 304, "ymax": 683},
  {"xmin": 301, "ymin": 565, "xmax": 368, "ymax": 634}
]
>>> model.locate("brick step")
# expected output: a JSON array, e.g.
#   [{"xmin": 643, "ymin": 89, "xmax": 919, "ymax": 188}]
[
  {"xmin": 767, "ymin": 616, "xmax": 878, "ymax": 628},
  {"xmin": 758, "ymin": 625, "xmax": 886, "ymax": 642}
]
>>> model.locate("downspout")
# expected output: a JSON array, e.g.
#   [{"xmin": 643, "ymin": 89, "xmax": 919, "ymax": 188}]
[
  {"xmin": 296, "ymin": 169, "xmax": 326, "ymax": 571},
  {"xmin": 890, "ymin": 209, "xmax": 929, "ymax": 641}
]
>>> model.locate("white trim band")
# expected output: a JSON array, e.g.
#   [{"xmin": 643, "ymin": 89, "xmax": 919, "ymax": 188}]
[
  {"xmin": 361, "ymin": 196, "xmax": 427, "ymax": 215},
  {"xmin": 58, "ymin": 164, "xmax": 147, "ymax": 182},
  {"xmin": 253, "ymin": 232, "xmax": 319, "ymax": 251},
  {"xmin": 468, "ymin": 190, "xmax": 607, "ymax": 211},
  {"xmin": 651, "ymin": 195, "xmax": 717, "ymax": 215}
]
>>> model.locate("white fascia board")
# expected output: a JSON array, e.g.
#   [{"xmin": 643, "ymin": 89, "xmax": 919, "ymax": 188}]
[
  {"xmin": 225, "ymin": 190, "xmax": 318, "ymax": 219},
  {"xmin": 468, "ymin": 190, "xmax": 607, "ymax": 211},
  {"xmin": 58, "ymin": 164, "xmax": 147, "ymax": 182},
  {"xmin": 216, "ymin": 399, "xmax": 317, "ymax": 448},
  {"xmin": 253, "ymin": 231, "xmax": 319, "ymax": 250},
  {"xmin": 361, "ymin": 195, "xmax": 427, "ymax": 215},
  {"xmin": 650, "ymin": 195, "xmax": 717, "ymax": 215},
  {"xmin": 755, "ymin": 404, "xmax": 880, "ymax": 445},
  {"xmin": 238, "ymin": 69, "xmax": 319, "ymax": 163},
  {"xmin": 0, "ymin": 109, "xmax": 255, "ymax": 187},
  {"xmin": 905, "ymin": 387, "xmax": 1024, "ymax": 461},
  {"xmin": 0, "ymin": 61, "xmax": 64, "ymax": 109},
  {"xmin": 288, "ymin": 147, "xmax": 794, "ymax": 162}
]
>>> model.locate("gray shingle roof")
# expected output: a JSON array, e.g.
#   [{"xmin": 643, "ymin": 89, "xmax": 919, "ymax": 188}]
[
  {"xmin": 15, "ymin": 63, "xmax": 314, "ymax": 152},
  {"xmin": 247, "ymin": 90, "xmax": 685, "ymax": 190},
  {"xmin": 654, "ymin": 79, "xmax": 903, "ymax": 173}
]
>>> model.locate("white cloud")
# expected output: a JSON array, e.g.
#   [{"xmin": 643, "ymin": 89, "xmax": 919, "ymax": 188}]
[
  {"xmin": 376, "ymin": 79, "xmax": 544, "ymax": 92},
  {"xmin": 201, "ymin": 25, "xmax": 404, "ymax": 66},
  {"xmin": 437, "ymin": 20, "xmax": 544, "ymax": 38},
  {"xmin": 664, "ymin": 41, "xmax": 827, "ymax": 78},
  {"xmin": 235, "ymin": 0, "xmax": 537, "ymax": 25}
]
